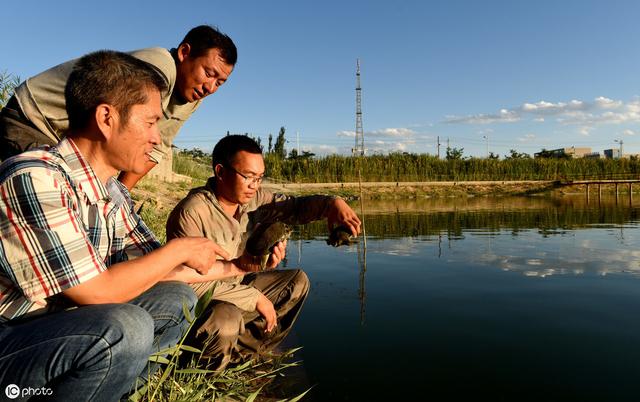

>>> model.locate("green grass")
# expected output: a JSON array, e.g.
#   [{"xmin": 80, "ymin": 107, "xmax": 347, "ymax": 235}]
[
  {"xmin": 128, "ymin": 286, "xmax": 310, "ymax": 402},
  {"xmin": 173, "ymin": 152, "xmax": 212, "ymax": 182}
]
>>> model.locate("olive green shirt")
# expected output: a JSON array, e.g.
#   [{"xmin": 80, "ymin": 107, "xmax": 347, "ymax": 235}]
[
  {"xmin": 13, "ymin": 47, "xmax": 199, "ymax": 162},
  {"xmin": 166, "ymin": 178, "xmax": 336, "ymax": 311}
]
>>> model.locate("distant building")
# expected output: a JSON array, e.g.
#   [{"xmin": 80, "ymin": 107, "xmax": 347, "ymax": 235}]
[
  {"xmin": 584, "ymin": 152, "xmax": 602, "ymax": 159},
  {"xmin": 534, "ymin": 147, "xmax": 592, "ymax": 159},
  {"xmin": 603, "ymin": 149, "xmax": 622, "ymax": 159}
]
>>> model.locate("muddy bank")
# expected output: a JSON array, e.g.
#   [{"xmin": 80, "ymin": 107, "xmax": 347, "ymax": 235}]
[{"xmin": 262, "ymin": 180, "xmax": 559, "ymax": 199}]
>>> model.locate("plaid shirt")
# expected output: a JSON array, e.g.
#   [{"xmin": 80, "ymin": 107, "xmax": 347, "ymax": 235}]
[{"xmin": 0, "ymin": 138, "xmax": 160, "ymax": 322}]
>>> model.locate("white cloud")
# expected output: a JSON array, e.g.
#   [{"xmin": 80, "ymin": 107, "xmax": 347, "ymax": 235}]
[
  {"xmin": 518, "ymin": 133, "xmax": 536, "ymax": 142},
  {"xmin": 367, "ymin": 127, "xmax": 416, "ymax": 138},
  {"xmin": 339, "ymin": 127, "xmax": 418, "ymax": 140},
  {"xmin": 623, "ymin": 129, "xmax": 636, "ymax": 136},
  {"xmin": 520, "ymin": 99, "xmax": 586, "ymax": 115},
  {"xmin": 445, "ymin": 96, "xmax": 638, "ymax": 128},
  {"xmin": 579, "ymin": 126, "xmax": 594, "ymax": 136},
  {"xmin": 444, "ymin": 109, "xmax": 520, "ymax": 124},
  {"xmin": 335, "ymin": 127, "xmax": 429, "ymax": 155},
  {"xmin": 558, "ymin": 109, "xmax": 640, "ymax": 125},
  {"xmin": 364, "ymin": 139, "xmax": 419, "ymax": 154},
  {"xmin": 594, "ymin": 96, "xmax": 623, "ymax": 109},
  {"xmin": 305, "ymin": 144, "xmax": 339, "ymax": 155}
]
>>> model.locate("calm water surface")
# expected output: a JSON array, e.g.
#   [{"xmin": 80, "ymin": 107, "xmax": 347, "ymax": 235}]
[{"xmin": 281, "ymin": 195, "xmax": 640, "ymax": 401}]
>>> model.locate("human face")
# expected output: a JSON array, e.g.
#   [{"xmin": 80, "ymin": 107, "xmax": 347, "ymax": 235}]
[
  {"xmin": 175, "ymin": 46, "xmax": 234, "ymax": 103},
  {"xmin": 110, "ymin": 87, "xmax": 162, "ymax": 174},
  {"xmin": 218, "ymin": 151, "xmax": 265, "ymax": 205}
]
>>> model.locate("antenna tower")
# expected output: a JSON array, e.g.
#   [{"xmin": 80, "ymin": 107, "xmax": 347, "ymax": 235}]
[{"xmin": 354, "ymin": 59, "xmax": 365, "ymax": 156}]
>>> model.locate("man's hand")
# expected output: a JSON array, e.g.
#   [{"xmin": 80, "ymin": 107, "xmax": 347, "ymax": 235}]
[
  {"xmin": 256, "ymin": 292, "xmax": 277, "ymax": 333},
  {"xmin": 327, "ymin": 198, "xmax": 361, "ymax": 236},
  {"xmin": 265, "ymin": 239, "xmax": 287, "ymax": 269},
  {"xmin": 234, "ymin": 239, "xmax": 288, "ymax": 272},
  {"xmin": 170, "ymin": 237, "xmax": 231, "ymax": 275}
]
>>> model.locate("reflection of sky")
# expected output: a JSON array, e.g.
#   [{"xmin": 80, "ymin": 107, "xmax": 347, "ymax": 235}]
[
  {"xmin": 444, "ymin": 224, "xmax": 640, "ymax": 278},
  {"xmin": 292, "ymin": 222, "xmax": 640, "ymax": 279}
]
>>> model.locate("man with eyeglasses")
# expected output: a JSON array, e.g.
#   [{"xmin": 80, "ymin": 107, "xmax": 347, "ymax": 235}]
[{"xmin": 166, "ymin": 134, "xmax": 361, "ymax": 369}]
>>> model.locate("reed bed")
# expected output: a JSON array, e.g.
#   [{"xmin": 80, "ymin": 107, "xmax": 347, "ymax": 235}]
[{"xmin": 174, "ymin": 150, "xmax": 640, "ymax": 183}]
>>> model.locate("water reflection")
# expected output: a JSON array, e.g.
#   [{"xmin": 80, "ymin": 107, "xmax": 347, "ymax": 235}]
[
  {"xmin": 292, "ymin": 195, "xmax": 640, "ymax": 278},
  {"xmin": 356, "ymin": 239, "xmax": 366, "ymax": 325},
  {"xmin": 285, "ymin": 195, "xmax": 640, "ymax": 401}
]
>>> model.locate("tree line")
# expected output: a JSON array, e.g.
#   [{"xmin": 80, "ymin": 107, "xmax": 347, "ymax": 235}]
[{"xmin": 175, "ymin": 127, "xmax": 640, "ymax": 183}]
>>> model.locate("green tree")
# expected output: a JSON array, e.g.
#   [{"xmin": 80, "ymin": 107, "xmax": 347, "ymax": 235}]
[
  {"xmin": 0, "ymin": 71, "xmax": 20, "ymax": 109},
  {"xmin": 274, "ymin": 126, "xmax": 287, "ymax": 159},
  {"xmin": 505, "ymin": 149, "xmax": 531, "ymax": 159},
  {"xmin": 446, "ymin": 146, "xmax": 464, "ymax": 160},
  {"xmin": 250, "ymin": 135, "xmax": 263, "ymax": 152},
  {"xmin": 268, "ymin": 134, "xmax": 273, "ymax": 154}
]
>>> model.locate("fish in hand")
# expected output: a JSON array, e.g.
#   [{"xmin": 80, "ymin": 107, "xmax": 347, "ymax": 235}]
[{"xmin": 245, "ymin": 222, "xmax": 293, "ymax": 270}]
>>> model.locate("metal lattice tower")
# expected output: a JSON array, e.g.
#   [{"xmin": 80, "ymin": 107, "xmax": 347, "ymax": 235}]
[{"xmin": 354, "ymin": 59, "xmax": 365, "ymax": 156}]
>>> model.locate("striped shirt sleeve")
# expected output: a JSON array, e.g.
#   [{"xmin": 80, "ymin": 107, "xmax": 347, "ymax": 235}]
[{"xmin": 0, "ymin": 170, "xmax": 107, "ymax": 301}]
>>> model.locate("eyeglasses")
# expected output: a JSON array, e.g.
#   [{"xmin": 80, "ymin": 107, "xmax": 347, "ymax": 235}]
[{"xmin": 225, "ymin": 165, "xmax": 264, "ymax": 186}]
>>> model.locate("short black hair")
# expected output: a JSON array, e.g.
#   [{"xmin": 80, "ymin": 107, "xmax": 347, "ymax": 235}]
[
  {"xmin": 180, "ymin": 25, "xmax": 237, "ymax": 65},
  {"xmin": 65, "ymin": 50, "xmax": 167, "ymax": 132},
  {"xmin": 211, "ymin": 135, "xmax": 262, "ymax": 171}
]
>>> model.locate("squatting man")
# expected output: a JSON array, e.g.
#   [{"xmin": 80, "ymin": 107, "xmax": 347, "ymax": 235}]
[{"xmin": 166, "ymin": 134, "xmax": 362, "ymax": 369}]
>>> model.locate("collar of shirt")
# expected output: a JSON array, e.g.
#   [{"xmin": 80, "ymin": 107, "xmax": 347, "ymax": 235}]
[
  {"xmin": 204, "ymin": 177, "xmax": 253, "ymax": 218},
  {"xmin": 54, "ymin": 138, "xmax": 118, "ymax": 206}
]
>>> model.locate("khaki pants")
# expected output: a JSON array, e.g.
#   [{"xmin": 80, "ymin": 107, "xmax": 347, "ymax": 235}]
[
  {"xmin": 0, "ymin": 97, "xmax": 57, "ymax": 162},
  {"xmin": 189, "ymin": 269, "xmax": 310, "ymax": 370}
]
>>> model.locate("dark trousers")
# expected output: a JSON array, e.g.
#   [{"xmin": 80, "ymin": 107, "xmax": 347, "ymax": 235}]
[
  {"xmin": 189, "ymin": 269, "xmax": 310, "ymax": 370},
  {"xmin": 0, "ymin": 282, "xmax": 196, "ymax": 402},
  {"xmin": 0, "ymin": 97, "xmax": 57, "ymax": 162}
]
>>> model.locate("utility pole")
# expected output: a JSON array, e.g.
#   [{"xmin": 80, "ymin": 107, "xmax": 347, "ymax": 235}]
[
  {"xmin": 354, "ymin": 59, "xmax": 365, "ymax": 156},
  {"xmin": 354, "ymin": 58, "xmax": 367, "ymax": 323},
  {"xmin": 296, "ymin": 131, "xmax": 300, "ymax": 155},
  {"xmin": 437, "ymin": 136, "xmax": 441, "ymax": 159},
  {"xmin": 615, "ymin": 139, "xmax": 624, "ymax": 158}
]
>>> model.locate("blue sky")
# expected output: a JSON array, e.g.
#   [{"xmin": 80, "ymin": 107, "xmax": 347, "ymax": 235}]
[{"xmin": 4, "ymin": 0, "xmax": 640, "ymax": 157}]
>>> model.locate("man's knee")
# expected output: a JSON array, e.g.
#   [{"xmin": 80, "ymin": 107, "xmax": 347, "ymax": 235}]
[
  {"xmin": 160, "ymin": 281, "xmax": 198, "ymax": 310},
  {"xmin": 102, "ymin": 304, "xmax": 155, "ymax": 360},
  {"xmin": 76, "ymin": 304, "xmax": 155, "ymax": 382},
  {"xmin": 289, "ymin": 269, "xmax": 310, "ymax": 302},
  {"xmin": 199, "ymin": 303, "xmax": 243, "ymax": 339},
  {"xmin": 139, "ymin": 281, "xmax": 198, "ymax": 325}
]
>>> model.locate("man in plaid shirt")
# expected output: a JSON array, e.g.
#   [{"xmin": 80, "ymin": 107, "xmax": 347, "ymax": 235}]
[{"xmin": 0, "ymin": 50, "xmax": 244, "ymax": 401}]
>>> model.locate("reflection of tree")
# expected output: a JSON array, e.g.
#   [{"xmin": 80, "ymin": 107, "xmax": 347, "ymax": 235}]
[
  {"xmin": 357, "ymin": 239, "xmax": 367, "ymax": 325},
  {"xmin": 290, "ymin": 202, "xmax": 639, "ymax": 240}
]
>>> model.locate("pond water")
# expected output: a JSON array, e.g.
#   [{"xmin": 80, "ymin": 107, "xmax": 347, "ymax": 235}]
[{"xmin": 280, "ymin": 194, "xmax": 640, "ymax": 401}]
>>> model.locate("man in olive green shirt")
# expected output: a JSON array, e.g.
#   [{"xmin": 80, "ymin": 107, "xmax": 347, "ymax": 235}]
[
  {"xmin": 0, "ymin": 25, "xmax": 235, "ymax": 190},
  {"xmin": 166, "ymin": 135, "xmax": 361, "ymax": 369}
]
